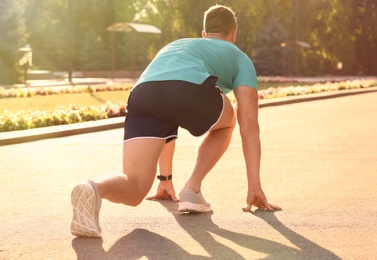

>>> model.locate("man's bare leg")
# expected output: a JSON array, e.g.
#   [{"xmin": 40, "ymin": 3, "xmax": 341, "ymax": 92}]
[
  {"xmin": 183, "ymin": 94, "xmax": 236, "ymax": 193},
  {"xmin": 96, "ymin": 138, "xmax": 166, "ymax": 206},
  {"xmin": 71, "ymin": 138, "xmax": 165, "ymax": 237}
]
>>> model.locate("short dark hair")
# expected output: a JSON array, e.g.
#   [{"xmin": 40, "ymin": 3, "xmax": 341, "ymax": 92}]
[{"xmin": 203, "ymin": 5, "xmax": 237, "ymax": 36}]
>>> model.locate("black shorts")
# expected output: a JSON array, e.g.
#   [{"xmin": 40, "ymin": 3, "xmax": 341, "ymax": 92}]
[{"xmin": 124, "ymin": 76, "xmax": 223, "ymax": 142}]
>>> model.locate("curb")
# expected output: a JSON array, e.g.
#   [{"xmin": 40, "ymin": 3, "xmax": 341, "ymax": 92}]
[
  {"xmin": 258, "ymin": 86, "xmax": 377, "ymax": 108},
  {"xmin": 0, "ymin": 117, "xmax": 125, "ymax": 146},
  {"xmin": 1, "ymin": 87, "xmax": 376, "ymax": 146}
]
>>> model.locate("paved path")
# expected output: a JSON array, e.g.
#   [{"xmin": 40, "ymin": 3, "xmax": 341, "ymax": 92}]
[{"xmin": 1, "ymin": 90, "xmax": 377, "ymax": 259}]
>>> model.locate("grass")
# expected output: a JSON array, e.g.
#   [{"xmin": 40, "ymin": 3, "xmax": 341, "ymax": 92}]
[
  {"xmin": 0, "ymin": 90, "xmax": 131, "ymax": 113},
  {"xmin": 0, "ymin": 81, "xmax": 317, "ymax": 114}
]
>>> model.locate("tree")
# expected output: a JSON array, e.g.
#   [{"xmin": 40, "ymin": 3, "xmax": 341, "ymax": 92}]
[
  {"xmin": 25, "ymin": 0, "xmax": 67, "ymax": 71},
  {"xmin": 0, "ymin": 0, "xmax": 27, "ymax": 84},
  {"xmin": 78, "ymin": 30, "xmax": 109, "ymax": 70},
  {"xmin": 352, "ymin": 0, "xmax": 377, "ymax": 75},
  {"xmin": 4, "ymin": 0, "xmax": 372, "ymax": 79},
  {"xmin": 253, "ymin": 15, "xmax": 288, "ymax": 76}
]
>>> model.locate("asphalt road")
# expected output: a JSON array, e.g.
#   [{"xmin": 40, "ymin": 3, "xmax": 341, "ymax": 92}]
[{"xmin": 1, "ymin": 90, "xmax": 377, "ymax": 259}]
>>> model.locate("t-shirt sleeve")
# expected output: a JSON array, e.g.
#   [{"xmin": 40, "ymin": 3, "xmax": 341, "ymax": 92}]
[{"xmin": 233, "ymin": 54, "xmax": 258, "ymax": 90}]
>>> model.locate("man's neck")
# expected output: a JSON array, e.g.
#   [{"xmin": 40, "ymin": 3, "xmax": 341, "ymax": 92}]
[
  {"xmin": 202, "ymin": 31, "xmax": 235, "ymax": 44},
  {"xmin": 204, "ymin": 33, "xmax": 225, "ymax": 40}
]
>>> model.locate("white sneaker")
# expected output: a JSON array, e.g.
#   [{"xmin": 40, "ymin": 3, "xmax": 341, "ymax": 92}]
[
  {"xmin": 178, "ymin": 189, "xmax": 212, "ymax": 213},
  {"xmin": 71, "ymin": 180, "xmax": 102, "ymax": 237}
]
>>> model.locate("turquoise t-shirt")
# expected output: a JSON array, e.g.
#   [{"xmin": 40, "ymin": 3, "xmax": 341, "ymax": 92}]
[{"xmin": 135, "ymin": 38, "xmax": 257, "ymax": 94}]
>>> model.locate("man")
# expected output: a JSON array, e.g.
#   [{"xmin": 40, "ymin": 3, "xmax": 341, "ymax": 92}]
[{"xmin": 71, "ymin": 4, "xmax": 280, "ymax": 238}]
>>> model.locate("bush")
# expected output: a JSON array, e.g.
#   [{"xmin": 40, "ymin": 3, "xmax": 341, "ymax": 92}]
[
  {"xmin": 258, "ymin": 79, "xmax": 377, "ymax": 99},
  {"xmin": 0, "ymin": 103, "xmax": 114, "ymax": 132},
  {"xmin": 0, "ymin": 82, "xmax": 133, "ymax": 99}
]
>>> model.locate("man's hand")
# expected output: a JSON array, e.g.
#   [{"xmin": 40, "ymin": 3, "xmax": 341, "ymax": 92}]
[
  {"xmin": 146, "ymin": 181, "xmax": 179, "ymax": 201},
  {"xmin": 242, "ymin": 188, "xmax": 281, "ymax": 212}
]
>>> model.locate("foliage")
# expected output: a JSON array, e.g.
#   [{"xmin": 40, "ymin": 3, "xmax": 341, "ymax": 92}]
[
  {"xmin": 24, "ymin": 0, "xmax": 67, "ymax": 70},
  {"xmin": 0, "ymin": 0, "xmax": 376, "ymax": 85},
  {"xmin": 253, "ymin": 15, "xmax": 288, "ymax": 76},
  {"xmin": 258, "ymin": 79, "xmax": 377, "ymax": 99},
  {"xmin": 0, "ymin": 0, "xmax": 27, "ymax": 84},
  {"xmin": 78, "ymin": 30, "xmax": 110, "ymax": 70},
  {"xmin": 0, "ymin": 102, "xmax": 126, "ymax": 132}
]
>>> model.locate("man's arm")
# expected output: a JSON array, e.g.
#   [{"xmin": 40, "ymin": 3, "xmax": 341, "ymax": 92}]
[
  {"xmin": 234, "ymin": 86, "xmax": 281, "ymax": 211},
  {"xmin": 146, "ymin": 140, "xmax": 179, "ymax": 201}
]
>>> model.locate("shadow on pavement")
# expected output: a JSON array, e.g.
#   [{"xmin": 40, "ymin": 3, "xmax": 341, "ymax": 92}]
[
  {"xmin": 249, "ymin": 209, "xmax": 341, "ymax": 259},
  {"xmin": 72, "ymin": 201, "xmax": 340, "ymax": 259},
  {"xmin": 72, "ymin": 229, "xmax": 207, "ymax": 259}
]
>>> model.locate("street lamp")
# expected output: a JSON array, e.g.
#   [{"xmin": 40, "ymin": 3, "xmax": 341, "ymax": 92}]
[
  {"xmin": 67, "ymin": 0, "xmax": 73, "ymax": 83},
  {"xmin": 18, "ymin": 44, "xmax": 32, "ymax": 84}
]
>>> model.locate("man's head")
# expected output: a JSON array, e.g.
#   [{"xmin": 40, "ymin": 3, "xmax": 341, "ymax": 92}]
[{"xmin": 203, "ymin": 5, "xmax": 237, "ymax": 38}]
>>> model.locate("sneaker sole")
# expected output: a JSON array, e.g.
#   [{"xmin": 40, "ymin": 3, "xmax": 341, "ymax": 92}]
[
  {"xmin": 178, "ymin": 202, "xmax": 212, "ymax": 213},
  {"xmin": 71, "ymin": 183, "xmax": 101, "ymax": 237}
]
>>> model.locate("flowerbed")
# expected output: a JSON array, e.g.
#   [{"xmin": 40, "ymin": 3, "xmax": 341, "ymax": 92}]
[
  {"xmin": 0, "ymin": 83, "xmax": 133, "ymax": 99},
  {"xmin": 0, "ymin": 79, "xmax": 376, "ymax": 132},
  {"xmin": 257, "ymin": 79, "xmax": 377, "ymax": 99},
  {"xmin": 0, "ymin": 102, "xmax": 126, "ymax": 132}
]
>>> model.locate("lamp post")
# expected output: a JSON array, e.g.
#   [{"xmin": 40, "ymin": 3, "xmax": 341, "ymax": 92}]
[
  {"xmin": 67, "ymin": 0, "xmax": 73, "ymax": 83},
  {"xmin": 294, "ymin": 0, "xmax": 299, "ymax": 76},
  {"xmin": 18, "ymin": 44, "xmax": 32, "ymax": 84},
  {"xmin": 281, "ymin": 42, "xmax": 288, "ymax": 76}
]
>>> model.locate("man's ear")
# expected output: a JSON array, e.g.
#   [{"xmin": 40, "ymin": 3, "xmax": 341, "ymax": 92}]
[
  {"xmin": 231, "ymin": 30, "xmax": 237, "ymax": 43},
  {"xmin": 202, "ymin": 30, "xmax": 206, "ymax": 38}
]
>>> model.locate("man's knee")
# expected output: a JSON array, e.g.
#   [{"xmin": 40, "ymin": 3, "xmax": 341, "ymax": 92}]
[
  {"xmin": 123, "ymin": 177, "xmax": 152, "ymax": 206},
  {"xmin": 123, "ymin": 196, "xmax": 144, "ymax": 207},
  {"xmin": 118, "ymin": 187, "xmax": 147, "ymax": 207}
]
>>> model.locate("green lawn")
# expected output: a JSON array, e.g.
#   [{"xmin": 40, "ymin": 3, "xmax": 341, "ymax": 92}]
[{"xmin": 0, "ymin": 90, "xmax": 131, "ymax": 113}]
